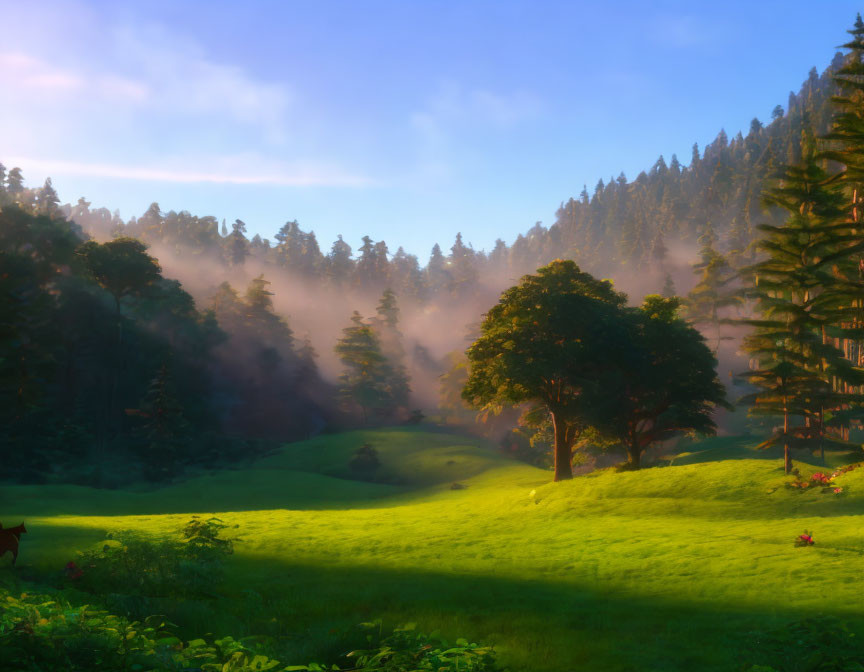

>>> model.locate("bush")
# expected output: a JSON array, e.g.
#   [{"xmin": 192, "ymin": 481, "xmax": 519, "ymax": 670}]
[
  {"xmin": 343, "ymin": 621, "xmax": 499, "ymax": 672},
  {"xmin": 0, "ymin": 586, "xmax": 502, "ymax": 672},
  {"xmin": 349, "ymin": 444, "xmax": 381, "ymax": 476},
  {"xmin": 0, "ymin": 589, "xmax": 297, "ymax": 672},
  {"xmin": 73, "ymin": 516, "xmax": 234, "ymax": 600}
]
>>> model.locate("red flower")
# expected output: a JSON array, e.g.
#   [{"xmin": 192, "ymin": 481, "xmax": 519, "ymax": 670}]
[{"xmin": 64, "ymin": 560, "xmax": 83, "ymax": 580}]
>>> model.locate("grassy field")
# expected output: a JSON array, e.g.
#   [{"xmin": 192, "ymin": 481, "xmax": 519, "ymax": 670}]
[{"xmin": 3, "ymin": 427, "xmax": 864, "ymax": 671}]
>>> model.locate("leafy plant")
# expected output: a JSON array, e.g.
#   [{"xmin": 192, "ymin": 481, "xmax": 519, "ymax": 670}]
[
  {"xmin": 74, "ymin": 516, "xmax": 234, "ymax": 600},
  {"xmin": 744, "ymin": 617, "xmax": 864, "ymax": 671},
  {"xmin": 344, "ymin": 621, "xmax": 499, "ymax": 671},
  {"xmin": 0, "ymin": 585, "xmax": 500, "ymax": 672}
]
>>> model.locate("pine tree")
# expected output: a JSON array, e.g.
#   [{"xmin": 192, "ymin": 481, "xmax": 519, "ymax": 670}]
[
  {"xmin": 136, "ymin": 363, "xmax": 191, "ymax": 481},
  {"xmin": 685, "ymin": 233, "xmax": 739, "ymax": 353},
  {"xmin": 36, "ymin": 178, "xmax": 60, "ymax": 215},
  {"xmin": 374, "ymin": 289, "xmax": 411, "ymax": 403},
  {"xmin": 740, "ymin": 159, "xmax": 864, "ymax": 471},
  {"xmin": 426, "ymin": 243, "xmax": 448, "ymax": 293},
  {"xmin": 6, "ymin": 167, "xmax": 24, "ymax": 194},
  {"xmin": 227, "ymin": 219, "xmax": 249, "ymax": 266},
  {"xmin": 662, "ymin": 273, "xmax": 676, "ymax": 298},
  {"xmin": 326, "ymin": 235, "xmax": 354, "ymax": 286},
  {"xmin": 649, "ymin": 230, "xmax": 668, "ymax": 270},
  {"xmin": 334, "ymin": 312, "xmax": 397, "ymax": 423}
]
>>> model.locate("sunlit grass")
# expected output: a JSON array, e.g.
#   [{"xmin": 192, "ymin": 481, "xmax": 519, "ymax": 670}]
[{"xmin": 2, "ymin": 426, "xmax": 863, "ymax": 671}]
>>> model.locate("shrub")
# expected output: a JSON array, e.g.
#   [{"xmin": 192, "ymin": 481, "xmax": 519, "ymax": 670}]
[
  {"xmin": 349, "ymin": 444, "xmax": 381, "ymax": 476},
  {"xmin": 343, "ymin": 621, "xmax": 499, "ymax": 672},
  {"xmin": 73, "ymin": 516, "xmax": 234, "ymax": 600},
  {"xmin": 0, "ymin": 589, "xmax": 296, "ymax": 671},
  {"xmin": 0, "ymin": 586, "xmax": 502, "ymax": 672}
]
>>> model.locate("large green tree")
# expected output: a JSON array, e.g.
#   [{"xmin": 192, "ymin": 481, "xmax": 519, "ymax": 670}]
[
  {"xmin": 597, "ymin": 296, "xmax": 729, "ymax": 469},
  {"xmin": 462, "ymin": 260, "xmax": 628, "ymax": 481}
]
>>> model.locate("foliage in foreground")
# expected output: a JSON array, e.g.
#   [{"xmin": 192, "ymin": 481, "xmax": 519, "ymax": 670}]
[{"xmin": 0, "ymin": 588, "xmax": 500, "ymax": 672}]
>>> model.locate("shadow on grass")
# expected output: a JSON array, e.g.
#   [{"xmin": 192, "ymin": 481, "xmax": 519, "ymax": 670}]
[
  {"xmin": 5, "ymin": 519, "xmax": 864, "ymax": 672},
  {"xmin": 166, "ymin": 554, "xmax": 864, "ymax": 672}
]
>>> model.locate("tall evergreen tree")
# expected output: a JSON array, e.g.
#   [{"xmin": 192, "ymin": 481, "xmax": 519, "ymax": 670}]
[
  {"xmin": 740, "ymin": 159, "xmax": 864, "ymax": 471},
  {"xmin": 334, "ymin": 311, "xmax": 397, "ymax": 423},
  {"xmin": 227, "ymin": 219, "xmax": 249, "ymax": 266},
  {"xmin": 685, "ymin": 233, "xmax": 739, "ymax": 352},
  {"xmin": 326, "ymin": 235, "xmax": 354, "ymax": 286}
]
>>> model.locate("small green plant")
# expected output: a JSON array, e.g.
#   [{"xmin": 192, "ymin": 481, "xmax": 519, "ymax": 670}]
[
  {"xmin": 0, "ymin": 587, "xmax": 303, "ymax": 671},
  {"xmin": 0, "ymin": 584, "xmax": 500, "ymax": 672},
  {"xmin": 344, "ymin": 621, "xmax": 499, "ymax": 671},
  {"xmin": 74, "ymin": 516, "xmax": 234, "ymax": 600}
]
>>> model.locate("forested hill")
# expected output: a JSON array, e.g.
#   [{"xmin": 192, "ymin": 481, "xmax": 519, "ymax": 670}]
[
  {"xmin": 0, "ymin": 54, "xmax": 846, "ymax": 302},
  {"xmin": 548, "ymin": 53, "xmax": 844, "ymax": 278}
]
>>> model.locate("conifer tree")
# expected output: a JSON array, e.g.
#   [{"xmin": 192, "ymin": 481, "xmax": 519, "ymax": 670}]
[
  {"xmin": 740, "ymin": 159, "xmax": 864, "ymax": 471},
  {"xmin": 227, "ymin": 219, "xmax": 249, "ymax": 266},
  {"xmin": 426, "ymin": 243, "xmax": 448, "ymax": 293},
  {"xmin": 374, "ymin": 288, "xmax": 411, "ymax": 403},
  {"xmin": 326, "ymin": 235, "xmax": 354, "ymax": 286},
  {"xmin": 37, "ymin": 178, "xmax": 59, "ymax": 215},
  {"xmin": 136, "ymin": 363, "xmax": 191, "ymax": 480},
  {"xmin": 685, "ymin": 230, "xmax": 739, "ymax": 352},
  {"xmin": 334, "ymin": 311, "xmax": 398, "ymax": 423},
  {"xmin": 662, "ymin": 273, "xmax": 676, "ymax": 298},
  {"xmin": 6, "ymin": 167, "xmax": 24, "ymax": 194}
]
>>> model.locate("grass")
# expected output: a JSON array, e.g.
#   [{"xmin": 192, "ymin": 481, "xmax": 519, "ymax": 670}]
[{"xmin": 3, "ymin": 426, "xmax": 864, "ymax": 671}]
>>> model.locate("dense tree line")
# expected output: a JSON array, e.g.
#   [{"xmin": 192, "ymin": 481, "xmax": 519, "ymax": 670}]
[
  {"xmin": 736, "ymin": 16, "xmax": 864, "ymax": 473},
  {"xmin": 0, "ymin": 47, "xmax": 848, "ymax": 311},
  {"xmin": 0, "ymin": 203, "xmax": 332, "ymax": 485},
  {"xmin": 5, "ymin": 16, "xmax": 864, "ymax": 481}
]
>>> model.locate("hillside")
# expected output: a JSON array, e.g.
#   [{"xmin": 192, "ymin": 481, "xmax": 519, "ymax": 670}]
[{"xmin": 4, "ymin": 428, "xmax": 864, "ymax": 671}]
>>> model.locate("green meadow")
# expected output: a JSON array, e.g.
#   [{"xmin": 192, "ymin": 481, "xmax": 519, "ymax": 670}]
[{"xmin": 3, "ymin": 427, "xmax": 864, "ymax": 671}]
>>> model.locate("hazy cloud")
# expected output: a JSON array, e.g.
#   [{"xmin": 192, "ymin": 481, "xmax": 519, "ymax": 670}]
[
  {"xmin": 5, "ymin": 155, "xmax": 374, "ymax": 188},
  {"xmin": 648, "ymin": 14, "xmax": 719, "ymax": 49},
  {"xmin": 411, "ymin": 82, "xmax": 543, "ymax": 134}
]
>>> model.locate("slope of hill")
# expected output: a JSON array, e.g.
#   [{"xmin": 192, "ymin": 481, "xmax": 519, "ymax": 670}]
[{"xmin": 3, "ymin": 428, "xmax": 864, "ymax": 671}]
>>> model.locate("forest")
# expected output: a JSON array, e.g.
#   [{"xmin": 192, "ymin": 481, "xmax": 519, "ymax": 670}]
[{"xmin": 4, "ymin": 12, "xmax": 864, "ymax": 672}]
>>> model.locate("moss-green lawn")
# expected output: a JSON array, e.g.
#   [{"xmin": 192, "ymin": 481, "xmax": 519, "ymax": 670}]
[{"xmin": 3, "ymin": 427, "xmax": 864, "ymax": 671}]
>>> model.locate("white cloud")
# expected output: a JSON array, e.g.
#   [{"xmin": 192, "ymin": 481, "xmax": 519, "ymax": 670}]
[
  {"xmin": 0, "ymin": 6, "xmax": 372, "ymax": 188},
  {"xmin": 648, "ymin": 14, "xmax": 724, "ymax": 49},
  {"xmin": 406, "ymin": 82, "xmax": 543, "ymax": 184},
  {"xmin": 5, "ymin": 156, "xmax": 373, "ymax": 188},
  {"xmin": 0, "ymin": 51, "xmax": 84, "ymax": 93},
  {"xmin": 106, "ymin": 23, "xmax": 292, "ymax": 137},
  {"xmin": 411, "ymin": 82, "xmax": 543, "ymax": 134}
]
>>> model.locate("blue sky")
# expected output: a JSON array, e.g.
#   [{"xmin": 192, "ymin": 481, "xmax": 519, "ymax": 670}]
[{"xmin": 1, "ymin": 1, "xmax": 861, "ymax": 259}]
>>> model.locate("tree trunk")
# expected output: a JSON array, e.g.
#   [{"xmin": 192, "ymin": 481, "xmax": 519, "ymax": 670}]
[
  {"xmin": 783, "ymin": 402, "xmax": 792, "ymax": 475},
  {"xmin": 628, "ymin": 442, "xmax": 641, "ymax": 469},
  {"xmin": 551, "ymin": 411, "xmax": 573, "ymax": 482}
]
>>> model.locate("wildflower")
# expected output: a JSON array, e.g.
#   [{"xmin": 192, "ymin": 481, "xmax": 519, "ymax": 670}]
[
  {"xmin": 64, "ymin": 560, "xmax": 83, "ymax": 580},
  {"xmin": 795, "ymin": 530, "xmax": 815, "ymax": 547},
  {"xmin": 834, "ymin": 487, "xmax": 843, "ymax": 494}
]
